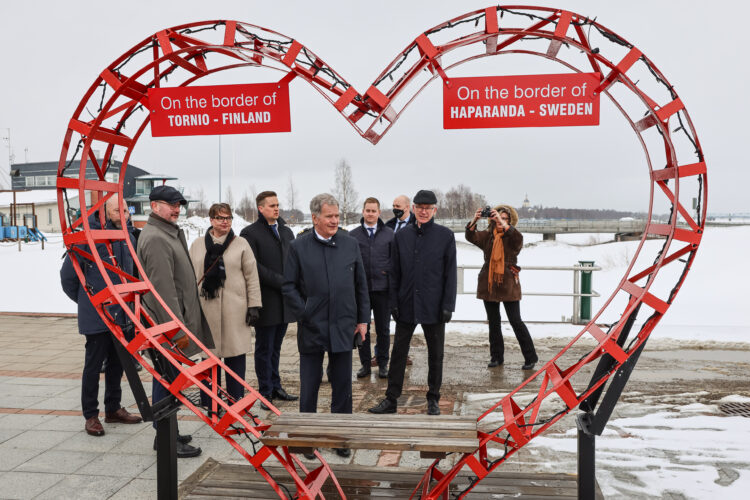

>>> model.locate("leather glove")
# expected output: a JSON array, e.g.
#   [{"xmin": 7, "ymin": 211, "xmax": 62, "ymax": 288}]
[
  {"xmin": 390, "ymin": 307, "xmax": 399, "ymax": 322},
  {"xmin": 441, "ymin": 310, "xmax": 453, "ymax": 323},
  {"xmin": 174, "ymin": 334, "xmax": 189, "ymax": 350},
  {"xmin": 245, "ymin": 307, "xmax": 261, "ymax": 326}
]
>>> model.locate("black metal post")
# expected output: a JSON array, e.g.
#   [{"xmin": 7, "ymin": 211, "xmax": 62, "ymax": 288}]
[
  {"xmin": 577, "ymin": 413, "xmax": 596, "ymax": 500},
  {"xmin": 156, "ymin": 411, "xmax": 179, "ymax": 500}
]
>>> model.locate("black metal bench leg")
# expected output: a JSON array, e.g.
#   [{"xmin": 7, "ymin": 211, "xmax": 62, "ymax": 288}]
[
  {"xmin": 577, "ymin": 415, "xmax": 596, "ymax": 500},
  {"xmin": 156, "ymin": 412, "xmax": 179, "ymax": 500}
]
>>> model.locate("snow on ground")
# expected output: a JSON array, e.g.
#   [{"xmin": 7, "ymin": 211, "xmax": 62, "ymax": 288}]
[
  {"xmin": 1, "ymin": 222, "xmax": 747, "ymax": 342},
  {"xmin": 517, "ymin": 396, "xmax": 750, "ymax": 499}
]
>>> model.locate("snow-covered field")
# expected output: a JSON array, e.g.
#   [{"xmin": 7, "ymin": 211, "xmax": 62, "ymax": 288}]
[{"xmin": 3, "ymin": 219, "xmax": 747, "ymax": 343}]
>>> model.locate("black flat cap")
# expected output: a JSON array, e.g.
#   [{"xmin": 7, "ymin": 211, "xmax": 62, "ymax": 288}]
[
  {"xmin": 149, "ymin": 185, "xmax": 187, "ymax": 205},
  {"xmin": 413, "ymin": 189, "xmax": 437, "ymax": 205}
]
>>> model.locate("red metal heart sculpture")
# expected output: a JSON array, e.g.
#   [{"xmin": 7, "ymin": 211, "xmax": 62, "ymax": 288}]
[{"xmin": 56, "ymin": 6, "xmax": 706, "ymax": 499}]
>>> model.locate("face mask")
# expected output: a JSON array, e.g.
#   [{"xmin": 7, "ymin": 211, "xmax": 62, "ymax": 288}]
[{"xmin": 392, "ymin": 208, "xmax": 405, "ymax": 219}]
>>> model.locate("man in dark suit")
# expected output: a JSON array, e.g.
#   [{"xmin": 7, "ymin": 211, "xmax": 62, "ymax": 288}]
[
  {"xmin": 369, "ymin": 190, "xmax": 457, "ymax": 416},
  {"xmin": 283, "ymin": 193, "xmax": 369, "ymax": 458},
  {"xmin": 240, "ymin": 191, "xmax": 298, "ymax": 408},
  {"xmin": 349, "ymin": 197, "xmax": 394, "ymax": 379},
  {"xmin": 385, "ymin": 194, "xmax": 415, "ymax": 233}
]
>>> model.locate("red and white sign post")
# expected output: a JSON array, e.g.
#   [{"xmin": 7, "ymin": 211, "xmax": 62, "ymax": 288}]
[
  {"xmin": 148, "ymin": 81, "xmax": 291, "ymax": 137},
  {"xmin": 443, "ymin": 72, "xmax": 601, "ymax": 129}
]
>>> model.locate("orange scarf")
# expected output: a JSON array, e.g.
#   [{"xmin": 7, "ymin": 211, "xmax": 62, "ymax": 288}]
[{"xmin": 488, "ymin": 226, "xmax": 505, "ymax": 290}]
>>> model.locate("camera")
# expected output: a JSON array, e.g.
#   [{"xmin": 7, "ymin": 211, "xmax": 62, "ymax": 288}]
[{"xmin": 480, "ymin": 206, "xmax": 493, "ymax": 218}]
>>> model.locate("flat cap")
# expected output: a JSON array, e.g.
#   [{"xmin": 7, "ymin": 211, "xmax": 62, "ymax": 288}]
[
  {"xmin": 413, "ymin": 189, "xmax": 437, "ymax": 205},
  {"xmin": 149, "ymin": 185, "xmax": 187, "ymax": 205}
]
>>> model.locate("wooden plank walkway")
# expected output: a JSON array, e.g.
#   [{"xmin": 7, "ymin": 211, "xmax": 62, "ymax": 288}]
[{"xmin": 180, "ymin": 459, "xmax": 604, "ymax": 499}]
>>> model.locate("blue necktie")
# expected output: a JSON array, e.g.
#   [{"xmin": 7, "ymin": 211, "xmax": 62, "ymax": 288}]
[
  {"xmin": 367, "ymin": 227, "xmax": 375, "ymax": 239},
  {"xmin": 271, "ymin": 224, "xmax": 280, "ymax": 239}
]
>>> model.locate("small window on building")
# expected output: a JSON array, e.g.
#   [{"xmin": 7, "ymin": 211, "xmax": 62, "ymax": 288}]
[
  {"xmin": 25, "ymin": 176, "xmax": 36, "ymax": 187},
  {"xmin": 105, "ymin": 172, "xmax": 119, "ymax": 183}
]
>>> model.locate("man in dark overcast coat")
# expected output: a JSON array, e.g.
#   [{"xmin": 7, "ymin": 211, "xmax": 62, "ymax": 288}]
[
  {"xmin": 369, "ymin": 189, "xmax": 457, "ymax": 416},
  {"xmin": 240, "ymin": 191, "xmax": 297, "ymax": 408},
  {"xmin": 283, "ymin": 193, "xmax": 369, "ymax": 457}
]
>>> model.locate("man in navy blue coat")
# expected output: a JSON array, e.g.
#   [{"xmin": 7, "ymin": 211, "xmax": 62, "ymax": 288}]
[
  {"xmin": 349, "ymin": 197, "xmax": 394, "ymax": 379},
  {"xmin": 61, "ymin": 196, "xmax": 143, "ymax": 436},
  {"xmin": 369, "ymin": 190, "xmax": 457, "ymax": 416},
  {"xmin": 283, "ymin": 193, "xmax": 369, "ymax": 457}
]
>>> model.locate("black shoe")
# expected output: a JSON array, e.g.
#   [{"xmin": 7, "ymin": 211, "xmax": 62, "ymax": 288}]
[
  {"xmin": 487, "ymin": 358, "xmax": 504, "ymax": 368},
  {"xmin": 368, "ymin": 398, "xmax": 397, "ymax": 414},
  {"xmin": 335, "ymin": 447, "xmax": 351, "ymax": 458},
  {"xmin": 356, "ymin": 366, "xmax": 371, "ymax": 378},
  {"xmin": 427, "ymin": 400, "xmax": 441, "ymax": 416},
  {"xmin": 378, "ymin": 365, "xmax": 388, "ymax": 379},
  {"xmin": 521, "ymin": 361, "xmax": 537, "ymax": 370},
  {"xmin": 259, "ymin": 394, "xmax": 273, "ymax": 411},
  {"xmin": 303, "ymin": 449, "xmax": 316, "ymax": 460},
  {"xmin": 153, "ymin": 436, "xmax": 201, "ymax": 458},
  {"xmin": 272, "ymin": 388, "xmax": 298, "ymax": 401}
]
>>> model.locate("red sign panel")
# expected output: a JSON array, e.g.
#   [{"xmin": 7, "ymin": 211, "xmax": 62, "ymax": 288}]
[
  {"xmin": 443, "ymin": 73, "xmax": 600, "ymax": 129},
  {"xmin": 148, "ymin": 82, "xmax": 291, "ymax": 137}
]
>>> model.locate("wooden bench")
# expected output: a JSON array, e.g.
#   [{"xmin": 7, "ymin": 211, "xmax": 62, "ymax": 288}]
[{"xmin": 260, "ymin": 412, "xmax": 479, "ymax": 459}]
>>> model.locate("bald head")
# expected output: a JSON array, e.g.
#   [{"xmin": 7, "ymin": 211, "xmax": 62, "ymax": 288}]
[
  {"xmin": 392, "ymin": 195, "xmax": 411, "ymax": 221},
  {"xmin": 105, "ymin": 195, "xmax": 128, "ymax": 229}
]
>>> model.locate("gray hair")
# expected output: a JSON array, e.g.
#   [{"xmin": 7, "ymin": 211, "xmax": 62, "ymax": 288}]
[{"xmin": 310, "ymin": 193, "xmax": 339, "ymax": 216}]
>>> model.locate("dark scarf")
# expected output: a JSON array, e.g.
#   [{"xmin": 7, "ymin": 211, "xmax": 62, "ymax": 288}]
[{"xmin": 201, "ymin": 229, "xmax": 235, "ymax": 299}]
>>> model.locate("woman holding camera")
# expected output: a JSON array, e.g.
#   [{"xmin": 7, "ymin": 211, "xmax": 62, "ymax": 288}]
[{"xmin": 466, "ymin": 204, "xmax": 538, "ymax": 370}]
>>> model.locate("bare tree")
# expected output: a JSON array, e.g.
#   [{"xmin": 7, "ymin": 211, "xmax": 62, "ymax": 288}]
[
  {"xmin": 225, "ymin": 186, "xmax": 235, "ymax": 208},
  {"xmin": 189, "ymin": 187, "xmax": 209, "ymax": 217},
  {"xmin": 237, "ymin": 190, "xmax": 257, "ymax": 222},
  {"xmin": 332, "ymin": 159, "xmax": 359, "ymax": 225},
  {"xmin": 286, "ymin": 174, "xmax": 298, "ymax": 212}
]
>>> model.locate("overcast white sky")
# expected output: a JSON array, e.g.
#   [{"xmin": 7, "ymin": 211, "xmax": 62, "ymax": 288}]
[{"xmin": 0, "ymin": 0, "xmax": 746, "ymax": 213}]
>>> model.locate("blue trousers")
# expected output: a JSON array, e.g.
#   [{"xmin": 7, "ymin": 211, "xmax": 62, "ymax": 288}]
[
  {"xmin": 254, "ymin": 324, "xmax": 288, "ymax": 397},
  {"xmin": 357, "ymin": 290, "xmax": 391, "ymax": 368}
]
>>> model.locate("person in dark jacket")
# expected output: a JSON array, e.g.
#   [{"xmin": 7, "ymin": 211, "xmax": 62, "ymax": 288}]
[
  {"xmin": 384, "ymin": 194, "xmax": 415, "ymax": 233},
  {"xmin": 239, "ymin": 191, "xmax": 298, "ymax": 408},
  {"xmin": 466, "ymin": 204, "xmax": 538, "ymax": 370},
  {"xmin": 349, "ymin": 197, "xmax": 394, "ymax": 379},
  {"xmin": 283, "ymin": 193, "xmax": 369, "ymax": 458},
  {"xmin": 60, "ymin": 195, "xmax": 143, "ymax": 437},
  {"xmin": 369, "ymin": 190, "xmax": 457, "ymax": 416}
]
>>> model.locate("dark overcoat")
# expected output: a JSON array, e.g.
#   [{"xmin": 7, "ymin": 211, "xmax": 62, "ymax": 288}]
[
  {"xmin": 390, "ymin": 219, "xmax": 457, "ymax": 324},
  {"xmin": 465, "ymin": 225, "xmax": 523, "ymax": 302},
  {"xmin": 282, "ymin": 231, "xmax": 370, "ymax": 354},
  {"xmin": 385, "ymin": 212, "xmax": 415, "ymax": 231},
  {"xmin": 60, "ymin": 214, "xmax": 135, "ymax": 335},
  {"xmin": 136, "ymin": 213, "xmax": 214, "ymax": 356},
  {"xmin": 240, "ymin": 214, "xmax": 296, "ymax": 326},
  {"xmin": 349, "ymin": 218, "xmax": 394, "ymax": 292}
]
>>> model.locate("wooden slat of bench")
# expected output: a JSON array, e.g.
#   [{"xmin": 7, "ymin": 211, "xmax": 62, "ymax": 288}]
[
  {"xmin": 260, "ymin": 412, "xmax": 479, "ymax": 454},
  {"xmin": 261, "ymin": 434, "xmax": 479, "ymax": 453},
  {"xmin": 267, "ymin": 423, "xmax": 476, "ymax": 439},
  {"xmin": 272, "ymin": 413, "xmax": 477, "ymax": 431}
]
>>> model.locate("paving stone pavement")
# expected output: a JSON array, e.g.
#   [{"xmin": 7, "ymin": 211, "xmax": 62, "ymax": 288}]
[{"xmin": 0, "ymin": 313, "xmax": 747, "ymax": 499}]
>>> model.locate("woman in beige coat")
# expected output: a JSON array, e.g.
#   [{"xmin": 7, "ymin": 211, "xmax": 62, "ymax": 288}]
[{"xmin": 189, "ymin": 203, "xmax": 262, "ymax": 403}]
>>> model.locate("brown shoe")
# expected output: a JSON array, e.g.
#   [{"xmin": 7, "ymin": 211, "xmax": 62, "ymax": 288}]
[
  {"xmin": 104, "ymin": 407, "xmax": 143, "ymax": 424},
  {"xmin": 85, "ymin": 416, "xmax": 105, "ymax": 436},
  {"xmin": 370, "ymin": 358, "xmax": 378, "ymax": 367},
  {"xmin": 406, "ymin": 356, "xmax": 413, "ymax": 366}
]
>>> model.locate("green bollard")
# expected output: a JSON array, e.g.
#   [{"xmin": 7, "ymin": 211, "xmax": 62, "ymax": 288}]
[{"xmin": 579, "ymin": 260, "xmax": 595, "ymax": 322}]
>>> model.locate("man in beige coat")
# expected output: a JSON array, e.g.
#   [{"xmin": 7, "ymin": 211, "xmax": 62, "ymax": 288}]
[
  {"xmin": 137, "ymin": 185, "xmax": 212, "ymax": 458},
  {"xmin": 189, "ymin": 203, "xmax": 262, "ymax": 405}
]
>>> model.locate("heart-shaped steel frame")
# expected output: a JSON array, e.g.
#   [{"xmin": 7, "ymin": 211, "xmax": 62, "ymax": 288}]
[{"xmin": 56, "ymin": 6, "xmax": 706, "ymax": 499}]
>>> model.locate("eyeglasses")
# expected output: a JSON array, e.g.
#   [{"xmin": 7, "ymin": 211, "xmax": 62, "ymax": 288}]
[
  {"xmin": 414, "ymin": 205, "xmax": 435, "ymax": 212},
  {"xmin": 156, "ymin": 200, "xmax": 182, "ymax": 208},
  {"xmin": 212, "ymin": 215, "xmax": 233, "ymax": 222}
]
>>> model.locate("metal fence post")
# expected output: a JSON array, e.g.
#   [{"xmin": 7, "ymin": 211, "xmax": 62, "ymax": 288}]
[
  {"xmin": 572, "ymin": 267, "xmax": 581, "ymax": 324},
  {"xmin": 579, "ymin": 261, "xmax": 595, "ymax": 323},
  {"xmin": 457, "ymin": 266, "xmax": 465, "ymax": 295}
]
